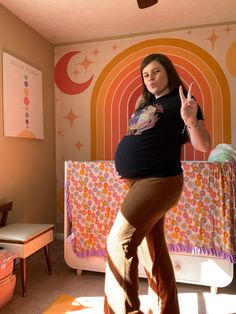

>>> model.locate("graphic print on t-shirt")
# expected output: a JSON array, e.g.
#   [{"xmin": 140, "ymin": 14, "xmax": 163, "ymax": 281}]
[{"xmin": 128, "ymin": 104, "xmax": 163, "ymax": 135}]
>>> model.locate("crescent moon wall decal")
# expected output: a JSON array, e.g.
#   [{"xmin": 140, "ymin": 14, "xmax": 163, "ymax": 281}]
[{"xmin": 55, "ymin": 51, "xmax": 94, "ymax": 95}]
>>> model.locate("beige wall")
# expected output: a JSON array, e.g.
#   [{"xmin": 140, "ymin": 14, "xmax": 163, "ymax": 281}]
[{"xmin": 0, "ymin": 6, "xmax": 57, "ymax": 227}]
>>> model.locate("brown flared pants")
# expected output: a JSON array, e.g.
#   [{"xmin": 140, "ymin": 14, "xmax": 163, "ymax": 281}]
[{"xmin": 104, "ymin": 174, "xmax": 183, "ymax": 314}]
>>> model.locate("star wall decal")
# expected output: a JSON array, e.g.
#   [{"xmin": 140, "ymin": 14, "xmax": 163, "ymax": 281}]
[
  {"xmin": 92, "ymin": 48, "xmax": 100, "ymax": 56},
  {"xmin": 225, "ymin": 26, "xmax": 231, "ymax": 34},
  {"xmin": 57, "ymin": 128, "xmax": 64, "ymax": 136},
  {"xmin": 63, "ymin": 108, "xmax": 79, "ymax": 127},
  {"xmin": 72, "ymin": 68, "xmax": 80, "ymax": 76},
  {"xmin": 75, "ymin": 141, "xmax": 83, "ymax": 150},
  {"xmin": 206, "ymin": 30, "xmax": 220, "ymax": 50},
  {"xmin": 77, "ymin": 55, "xmax": 95, "ymax": 71},
  {"xmin": 112, "ymin": 43, "xmax": 119, "ymax": 50}
]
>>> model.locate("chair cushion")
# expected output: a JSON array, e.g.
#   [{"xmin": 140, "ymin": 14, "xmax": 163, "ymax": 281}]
[{"xmin": 0, "ymin": 223, "xmax": 54, "ymax": 243}]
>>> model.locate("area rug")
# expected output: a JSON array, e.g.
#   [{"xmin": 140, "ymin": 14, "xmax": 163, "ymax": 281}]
[{"xmin": 42, "ymin": 294, "xmax": 104, "ymax": 313}]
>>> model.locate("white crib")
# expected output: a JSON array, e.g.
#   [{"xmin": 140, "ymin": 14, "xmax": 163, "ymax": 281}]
[{"xmin": 64, "ymin": 160, "xmax": 235, "ymax": 293}]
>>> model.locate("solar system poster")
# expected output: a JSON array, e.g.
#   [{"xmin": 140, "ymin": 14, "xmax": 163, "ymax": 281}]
[{"xmin": 2, "ymin": 52, "xmax": 44, "ymax": 139}]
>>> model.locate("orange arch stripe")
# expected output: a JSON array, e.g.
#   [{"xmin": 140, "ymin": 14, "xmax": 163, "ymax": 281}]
[{"xmin": 91, "ymin": 38, "xmax": 231, "ymax": 160}]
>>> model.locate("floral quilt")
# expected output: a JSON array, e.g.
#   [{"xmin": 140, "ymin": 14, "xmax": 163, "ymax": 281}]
[{"xmin": 65, "ymin": 160, "xmax": 236, "ymax": 263}]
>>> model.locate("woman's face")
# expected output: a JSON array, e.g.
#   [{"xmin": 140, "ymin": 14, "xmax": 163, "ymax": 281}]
[{"xmin": 142, "ymin": 60, "xmax": 170, "ymax": 98}]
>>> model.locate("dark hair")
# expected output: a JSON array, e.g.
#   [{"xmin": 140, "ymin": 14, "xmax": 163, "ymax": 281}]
[{"xmin": 137, "ymin": 53, "xmax": 187, "ymax": 109}]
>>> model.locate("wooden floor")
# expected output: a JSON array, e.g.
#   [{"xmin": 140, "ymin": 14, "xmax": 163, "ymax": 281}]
[{"xmin": 1, "ymin": 239, "xmax": 236, "ymax": 314}]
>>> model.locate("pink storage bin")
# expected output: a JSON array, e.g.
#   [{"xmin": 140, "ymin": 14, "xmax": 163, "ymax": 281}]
[
  {"xmin": 0, "ymin": 249, "xmax": 16, "ymax": 279},
  {"xmin": 0, "ymin": 249, "xmax": 17, "ymax": 310},
  {"xmin": 0, "ymin": 274, "xmax": 16, "ymax": 309}
]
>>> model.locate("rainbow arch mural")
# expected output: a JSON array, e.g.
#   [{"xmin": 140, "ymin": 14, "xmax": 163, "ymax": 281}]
[{"xmin": 91, "ymin": 38, "xmax": 231, "ymax": 161}]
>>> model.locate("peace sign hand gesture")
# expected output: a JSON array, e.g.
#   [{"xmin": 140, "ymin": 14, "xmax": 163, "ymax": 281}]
[{"xmin": 179, "ymin": 82, "xmax": 198, "ymax": 128}]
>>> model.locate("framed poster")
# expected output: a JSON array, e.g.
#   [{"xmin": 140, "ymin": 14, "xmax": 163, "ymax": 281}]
[{"xmin": 2, "ymin": 52, "xmax": 44, "ymax": 139}]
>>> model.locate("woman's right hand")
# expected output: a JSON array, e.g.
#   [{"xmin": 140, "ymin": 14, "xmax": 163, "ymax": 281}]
[{"xmin": 179, "ymin": 82, "xmax": 198, "ymax": 127}]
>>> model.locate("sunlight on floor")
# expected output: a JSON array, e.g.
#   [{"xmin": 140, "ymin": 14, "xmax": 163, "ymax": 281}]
[
  {"xmin": 65, "ymin": 293, "xmax": 236, "ymax": 314},
  {"xmin": 178, "ymin": 292, "xmax": 236, "ymax": 314},
  {"xmin": 68, "ymin": 296, "xmax": 104, "ymax": 313},
  {"xmin": 178, "ymin": 292, "xmax": 199, "ymax": 314},
  {"xmin": 202, "ymin": 292, "xmax": 236, "ymax": 314},
  {"xmin": 66, "ymin": 294, "xmax": 193, "ymax": 313},
  {"xmin": 66, "ymin": 295, "xmax": 150, "ymax": 313}
]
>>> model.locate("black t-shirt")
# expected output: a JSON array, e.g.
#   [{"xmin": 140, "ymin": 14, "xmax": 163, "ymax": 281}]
[{"xmin": 115, "ymin": 90, "xmax": 203, "ymax": 179}]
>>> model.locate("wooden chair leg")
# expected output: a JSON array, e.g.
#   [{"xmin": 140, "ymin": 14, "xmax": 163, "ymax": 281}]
[
  {"xmin": 44, "ymin": 244, "xmax": 52, "ymax": 274},
  {"xmin": 20, "ymin": 258, "xmax": 27, "ymax": 297}
]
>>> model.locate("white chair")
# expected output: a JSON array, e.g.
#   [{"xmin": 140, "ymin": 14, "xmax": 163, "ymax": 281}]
[{"xmin": 0, "ymin": 203, "xmax": 54, "ymax": 297}]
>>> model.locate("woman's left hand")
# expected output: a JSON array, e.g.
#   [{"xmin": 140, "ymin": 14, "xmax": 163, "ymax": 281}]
[{"xmin": 179, "ymin": 82, "xmax": 198, "ymax": 127}]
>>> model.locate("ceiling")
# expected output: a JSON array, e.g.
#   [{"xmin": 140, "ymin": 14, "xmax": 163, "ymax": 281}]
[{"xmin": 1, "ymin": 0, "xmax": 236, "ymax": 45}]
